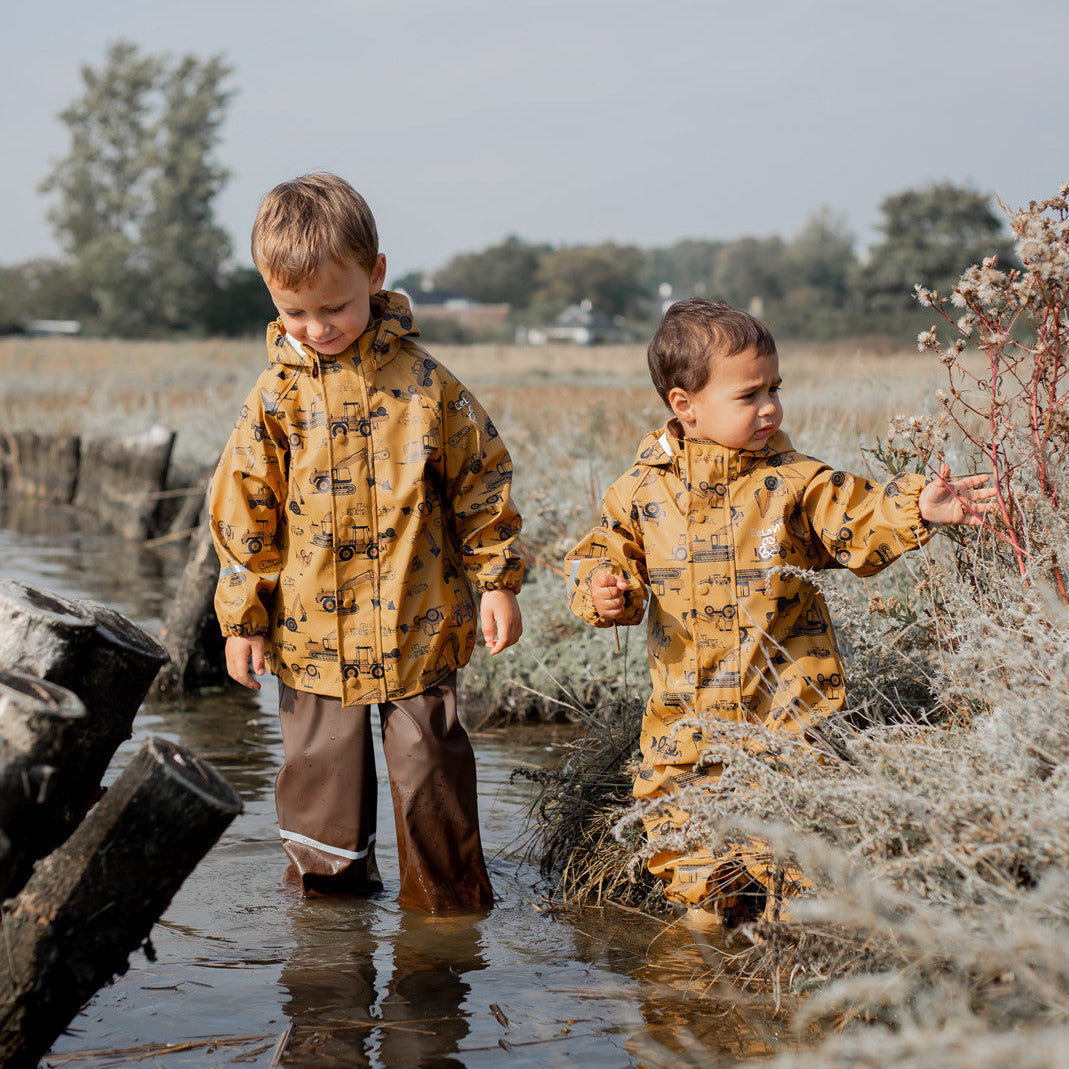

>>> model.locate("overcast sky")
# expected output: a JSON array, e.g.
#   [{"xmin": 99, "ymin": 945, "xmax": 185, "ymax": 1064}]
[{"xmin": 5, "ymin": 0, "xmax": 1066, "ymax": 280}]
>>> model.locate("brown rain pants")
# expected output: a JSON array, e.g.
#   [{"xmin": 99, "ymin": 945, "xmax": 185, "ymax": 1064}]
[{"xmin": 275, "ymin": 673, "xmax": 494, "ymax": 913}]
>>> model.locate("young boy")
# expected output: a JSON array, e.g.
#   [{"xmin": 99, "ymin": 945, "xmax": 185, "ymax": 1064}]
[
  {"xmin": 210, "ymin": 174, "xmax": 524, "ymax": 912},
  {"xmin": 565, "ymin": 298, "xmax": 993, "ymax": 926}
]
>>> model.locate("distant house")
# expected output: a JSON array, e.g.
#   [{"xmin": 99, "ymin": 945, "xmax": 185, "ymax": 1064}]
[
  {"xmin": 523, "ymin": 300, "xmax": 633, "ymax": 346},
  {"xmin": 397, "ymin": 281, "xmax": 510, "ymax": 331},
  {"xmin": 26, "ymin": 319, "xmax": 82, "ymax": 337}
]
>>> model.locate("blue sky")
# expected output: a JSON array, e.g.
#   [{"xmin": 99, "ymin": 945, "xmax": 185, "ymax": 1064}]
[{"xmin": 5, "ymin": 0, "xmax": 1066, "ymax": 279}]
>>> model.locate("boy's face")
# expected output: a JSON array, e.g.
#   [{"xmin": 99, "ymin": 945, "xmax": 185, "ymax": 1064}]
[
  {"xmin": 668, "ymin": 347, "xmax": 782, "ymax": 450},
  {"xmin": 264, "ymin": 255, "xmax": 387, "ymax": 356}
]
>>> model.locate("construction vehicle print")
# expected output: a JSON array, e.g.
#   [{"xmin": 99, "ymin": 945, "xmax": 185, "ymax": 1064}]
[
  {"xmin": 245, "ymin": 484, "xmax": 275, "ymax": 511},
  {"xmin": 648, "ymin": 567, "xmax": 684, "ymax": 599},
  {"xmin": 702, "ymin": 603, "xmax": 738, "ymax": 632},
  {"xmin": 427, "ymin": 633, "xmax": 461, "ymax": 680},
  {"xmin": 863, "ymin": 542, "xmax": 895, "ymax": 569},
  {"xmin": 788, "ymin": 605, "xmax": 829, "ymax": 638},
  {"xmin": 411, "ymin": 606, "xmax": 446, "ymax": 637},
  {"xmin": 278, "ymin": 595, "xmax": 308, "ymax": 632},
  {"xmin": 330, "ymin": 400, "xmax": 369, "ymax": 438},
  {"xmin": 575, "ymin": 537, "xmax": 609, "ymax": 560},
  {"xmin": 287, "ymin": 481, "xmax": 306, "ymax": 516},
  {"xmin": 310, "ymin": 452, "xmax": 362, "ymax": 495},
  {"xmin": 449, "ymin": 589, "xmax": 474, "ymax": 625},
  {"xmin": 341, "ymin": 644, "xmax": 398, "ymax": 681},
  {"xmin": 735, "ymin": 568, "xmax": 770, "ymax": 597},
  {"xmin": 305, "ymin": 631, "xmax": 339, "ymax": 663},
  {"xmin": 336, "ymin": 526, "xmax": 395, "ymax": 561},
  {"xmin": 241, "ymin": 520, "xmax": 272, "ymax": 555},
  {"xmin": 692, "ymin": 525, "xmax": 734, "ymax": 564},
  {"xmin": 315, "ymin": 570, "xmax": 373, "ymax": 614},
  {"xmin": 402, "ymin": 433, "xmax": 438, "ymax": 464}
]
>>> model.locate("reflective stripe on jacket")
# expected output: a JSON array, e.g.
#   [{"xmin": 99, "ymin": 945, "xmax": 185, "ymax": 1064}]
[
  {"xmin": 210, "ymin": 291, "xmax": 524, "ymax": 705},
  {"xmin": 565, "ymin": 421, "xmax": 932, "ymax": 792}
]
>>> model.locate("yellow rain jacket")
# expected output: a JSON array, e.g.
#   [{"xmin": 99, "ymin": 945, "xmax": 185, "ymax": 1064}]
[
  {"xmin": 210, "ymin": 291, "xmax": 524, "ymax": 706},
  {"xmin": 566, "ymin": 420, "xmax": 932, "ymax": 908}
]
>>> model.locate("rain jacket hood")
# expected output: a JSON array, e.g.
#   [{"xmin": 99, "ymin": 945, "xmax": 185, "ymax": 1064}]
[{"xmin": 210, "ymin": 290, "xmax": 524, "ymax": 705}]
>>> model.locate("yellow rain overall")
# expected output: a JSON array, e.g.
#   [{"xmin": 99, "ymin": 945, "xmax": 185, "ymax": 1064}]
[{"xmin": 567, "ymin": 420, "xmax": 931, "ymax": 918}]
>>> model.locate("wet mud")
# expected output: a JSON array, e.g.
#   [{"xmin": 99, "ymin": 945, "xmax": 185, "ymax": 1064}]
[{"xmin": 1, "ymin": 501, "xmax": 789, "ymax": 1067}]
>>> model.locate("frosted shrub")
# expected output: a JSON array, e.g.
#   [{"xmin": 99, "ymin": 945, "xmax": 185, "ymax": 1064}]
[{"xmin": 912, "ymin": 186, "xmax": 1069, "ymax": 602}]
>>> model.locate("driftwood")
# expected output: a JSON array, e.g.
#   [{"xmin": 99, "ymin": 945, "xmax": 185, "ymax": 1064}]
[
  {"xmin": 0, "ymin": 736, "xmax": 242, "ymax": 1069},
  {"xmin": 0, "ymin": 580, "xmax": 168, "ymax": 894}
]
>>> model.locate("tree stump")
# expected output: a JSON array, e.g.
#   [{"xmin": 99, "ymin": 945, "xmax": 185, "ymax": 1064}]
[
  {"xmin": 153, "ymin": 521, "xmax": 226, "ymax": 697},
  {"xmin": 0, "ymin": 432, "xmax": 80, "ymax": 504},
  {"xmin": 73, "ymin": 426, "xmax": 176, "ymax": 540},
  {"xmin": 0, "ymin": 736, "xmax": 243, "ymax": 1069},
  {"xmin": 0, "ymin": 580, "xmax": 169, "ymax": 888},
  {"xmin": 0, "ymin": 672, "xmax": 86, "ymax": 898}
]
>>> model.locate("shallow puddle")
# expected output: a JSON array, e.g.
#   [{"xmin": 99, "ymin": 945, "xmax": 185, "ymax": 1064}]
[{"xmin": 1, "ymin": 502, "xmax": 790, "ymax": 1067}]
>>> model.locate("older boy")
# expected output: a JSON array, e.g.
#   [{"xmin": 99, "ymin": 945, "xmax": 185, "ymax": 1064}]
[
  {"xmin": 210, "ymin": 174, "xmax": 524, "ymax": 912},
  {"xmin": 565, "ymin": 299, "xmax": 992, "ymax": 926}
]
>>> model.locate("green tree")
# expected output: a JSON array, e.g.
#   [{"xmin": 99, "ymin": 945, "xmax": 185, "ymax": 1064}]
[
  {"xmin": 40, "ymin": 40, "xmax": 233, "ymax": 335},
  {"xmin": 643, "ymin": 239, "xmax": 724, "ymax": 299},
  {"xmin": 533, "ymin": 243, "xmax": 647, "ymax": 317},
  {"xmin": 709, "ymin": 235, "xmax": 786, "ymax": 310},
  {"xmin": 782, "ymin": 207, "xmax": 856, "ymax": 308},
  {"xmin": 0, "ymin": 259, "xmax": 95, "ymax": 329},
  {"xmin": 435, "ymin": 235, "xmax": 548, "ymax": 307},
  {"xmin": 852, "ymin": 182, "xmax": 1014, "ymax": 315}
]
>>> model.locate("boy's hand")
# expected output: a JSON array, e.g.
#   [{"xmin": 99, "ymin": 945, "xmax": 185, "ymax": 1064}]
[
  {"xmin": 592, "ymin": 573, "xmax": 629, "ymax": 621},
  {"xmin": 226, "ymin": 634, "xmax": 267, "ymax": 690},
  {"xmin": 919, "ymin": 464, "xmax": 997, "ymax": 526},
  {"xmin": 481, "ymin": 589, "xmax": 522, "ymax": 655}
]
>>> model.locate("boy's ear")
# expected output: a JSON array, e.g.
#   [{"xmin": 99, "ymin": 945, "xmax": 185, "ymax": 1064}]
[
  {"xmin": 668, "ymin": 386, "xmax": 694, "ymax": 426},
  {"xmin": 370, "ymin": 254, "xmax": 387, "ymax": 294}
]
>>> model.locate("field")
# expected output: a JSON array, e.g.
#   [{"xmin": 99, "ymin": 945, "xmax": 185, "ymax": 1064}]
[{"xmin": 3, "ymin": 333, "xmax": 1068, "ymax": 1068}]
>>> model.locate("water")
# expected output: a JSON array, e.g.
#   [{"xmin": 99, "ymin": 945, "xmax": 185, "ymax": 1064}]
[{"xmin": 0, "ymin": 501, "xmax": 782, "ymax": 1068}]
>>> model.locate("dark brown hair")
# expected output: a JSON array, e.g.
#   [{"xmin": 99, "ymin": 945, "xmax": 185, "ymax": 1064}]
[
  {"xmin": 647, "ymin": 298, "xmax": 777, "ymax": 406},
  {"xmin": 251, "ymin": 173, "xmax": 379, "ymax": 287}
]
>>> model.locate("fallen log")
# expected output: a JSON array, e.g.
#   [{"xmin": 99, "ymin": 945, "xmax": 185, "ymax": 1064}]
[
  {"xmin": 0, "ymin": 580, "xmax": 168, "ymax": 890},
  {"xmin": 0, "ymin": 736, "xmax": 243, "ymax": 1069},
  {"xmin": 0, "ymin": 672, "xmax": 86, "ymax": 898}
]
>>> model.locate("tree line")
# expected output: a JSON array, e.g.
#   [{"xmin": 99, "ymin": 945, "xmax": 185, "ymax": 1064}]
[{"xmin": 0, "ymin": 42, "xmax": 1014, "ymax": 342}]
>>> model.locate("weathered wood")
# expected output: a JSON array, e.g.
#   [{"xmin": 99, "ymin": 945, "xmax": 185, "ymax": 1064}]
[
  {"xmin": 0, "ymin": 431, "xmax": 80, "ymax": 504},
  {"xmin": 0, "ymin": 672, "xmax": 86, "ymax": 898},
  {"xmin": 152, "ymin": 520, "xmax": 226, "ymax": 697},
  {"xmin": 0, "ymin": 736, "xmax": 243, "ymax": 1069},
  {"xmin": 0, "ymin": 581, "xmax": 169, "ymax": 886},
  {"xmin": 73, "ymin": 426, "xmax": 176, "ymax": 540}
]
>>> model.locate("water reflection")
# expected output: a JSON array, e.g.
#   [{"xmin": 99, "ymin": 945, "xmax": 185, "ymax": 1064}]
[
  {"xmin": 278, "ymin": 906, "xmax": 486, "ymax": 1067},
  {"xmin": 0, "ymin": 498, "xmax": 182, "ymax": 628}
]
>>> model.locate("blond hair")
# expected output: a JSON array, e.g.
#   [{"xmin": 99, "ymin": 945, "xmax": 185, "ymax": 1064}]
[{"xmin": 251, "ymin": 173, "xmax": 379, "ymax": 288}]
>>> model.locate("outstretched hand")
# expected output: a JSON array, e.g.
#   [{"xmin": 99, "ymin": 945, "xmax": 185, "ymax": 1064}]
[{"xmin": 918, "ymin": 464, "xmax": 997, "ymax": 527}]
